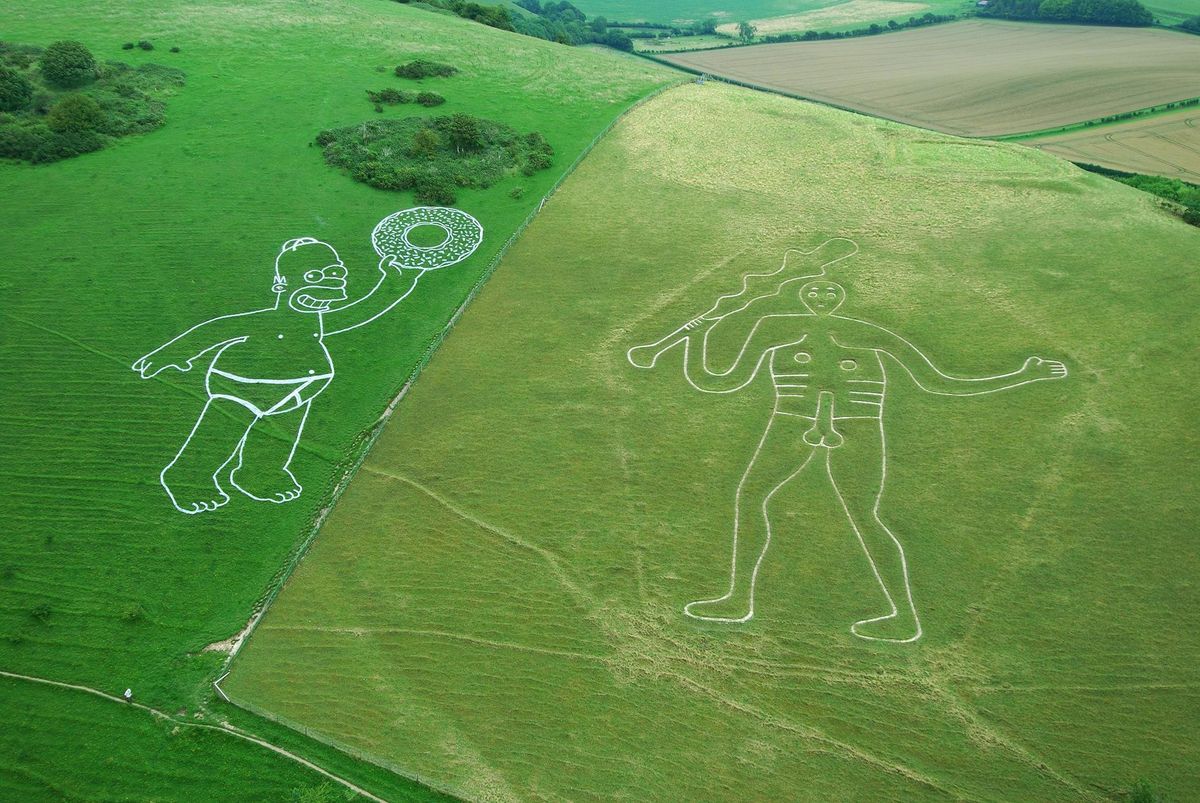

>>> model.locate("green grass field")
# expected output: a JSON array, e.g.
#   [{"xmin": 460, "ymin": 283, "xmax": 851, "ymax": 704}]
[
  {"xmin": 227, "ymin": 81, "xmax": 1200, "ymax": 800},
  {"xmin": 0, "ymin": 0, "xmax": 672, "ymax": 796},
  {"xmin": 1145, "ymin": 0, "xmax": 1200, "ymax": 24}
]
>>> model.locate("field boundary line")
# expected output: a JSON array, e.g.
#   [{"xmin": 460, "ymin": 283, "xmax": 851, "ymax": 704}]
[
  {"xmin": 0, "ymin": 669, "xmax": 387, "ymax": 803},
  {"xmin": 995, "ymin": 97, "xmax": 1200, "ymax": 141}
]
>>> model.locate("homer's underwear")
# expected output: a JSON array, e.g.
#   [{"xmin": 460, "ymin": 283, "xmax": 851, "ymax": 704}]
[{"xmin": 207, "ymin": 368, "xmax": 333, "ymax": 417}]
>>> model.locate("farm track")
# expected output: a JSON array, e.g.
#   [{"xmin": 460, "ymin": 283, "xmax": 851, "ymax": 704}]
[{"xmin": 0, "ymin": 670, "xmax": 387, "ymax": 803}]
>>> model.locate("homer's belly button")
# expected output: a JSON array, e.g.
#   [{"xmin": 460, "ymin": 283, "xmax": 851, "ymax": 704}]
[
  {"xmin": 840, "ymin": 359, "xmax": 857, "ymax": 371},
  {"xmin": 793, "ymin": 351, "xmax": 811, "ymax": 364}
]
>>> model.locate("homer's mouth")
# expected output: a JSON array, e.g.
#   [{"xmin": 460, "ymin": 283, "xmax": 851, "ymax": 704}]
[{"xmin": 291, "ymin": 286, "xmax": 348, "ymax": 311}]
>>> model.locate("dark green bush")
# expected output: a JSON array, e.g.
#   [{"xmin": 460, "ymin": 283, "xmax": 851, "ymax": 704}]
[
  {"xmin": 122, "ymin": 42, "xmax": 135, "ymax": 50},
  {"xmin": 39, "ymin": 40, "xmax": 96, "ymax": 88},
  {"xmin": 366, "ymin": 87, "xmax": 415, "ymax": 105},
  {"xmin": 137, "ymin": 40, "xmax": 154, "ymax": 51},
  {"xmin": 318, "ymin": 115, "xmax": 553, "ymax": 200},
  {"xmin": 394, "ymin": 59, "xmax": 457, "ymax": 79},
  {"xmin": 47, "ymin": 93, "xmax": 103, "ymax": 133},
  {"xmin": 0, "ymin": 65, "xmax": 34, "ymax": 112},
  {"xmin": 416, "ymin": 91, "xmax": 445, "ymax": 107},
  {"xmin": 169, "ymin": 46, "xmax": 181, "ymax": 53}
]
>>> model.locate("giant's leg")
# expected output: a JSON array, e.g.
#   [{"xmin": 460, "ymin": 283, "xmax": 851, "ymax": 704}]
[
  {"xmin": 685, "ymin": 414, "xmax": 819, "ymax": 622},
  {"xmin": 160, "ymin": 397, "xmax": 258, "ymax": 515},
  {"xmin": 228, "ymin": 401, "xmax": 310, "ymax": 504},
  {"xmin": 826, "ymin": 419, "xmax": 921, "ymax": 643}
]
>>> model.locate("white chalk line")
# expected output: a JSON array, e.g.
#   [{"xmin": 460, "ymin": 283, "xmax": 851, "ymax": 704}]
[
  {"xmin": 629, "ymin": 244, "xmax": 1069, "ymax": 642},
  {"xmin": 0, "ymin": 669, "xmax": 387, "ymax": 803},
  {"xmin": 132, "ymin": 208, "xmax": 484, "ymax": 515},
  {"xmin": 261, "ymin": 625, "xmax": 604, "ymax": 662}
]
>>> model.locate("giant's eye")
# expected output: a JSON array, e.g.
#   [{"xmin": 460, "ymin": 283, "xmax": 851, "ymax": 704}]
[
  {"xmin": 304, "ymin": 270, "xmax": 323, "ymax": 283},
  {"xmin": 826, "ymin": 292, "xmax": 837, "ymax": 299},
  {"xmin": 808, "ymin": 291, "xmax": 818, "ymax": 298}
]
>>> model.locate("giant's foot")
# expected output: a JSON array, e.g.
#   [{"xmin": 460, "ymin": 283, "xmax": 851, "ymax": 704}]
[
  {"xmin": 230, "ymin": 467, "xmax": 302, "ymax": 504},
  {"xmin": 160, "ymin": 466, "xmax": 230, "ymax": 515},
  {"xmin": 684, "ymin": 594, "xmax": 753, "ymax": 623},
  {"xmin": 850, "ymin": 610, "xmax": 921, "ymax": 643}
]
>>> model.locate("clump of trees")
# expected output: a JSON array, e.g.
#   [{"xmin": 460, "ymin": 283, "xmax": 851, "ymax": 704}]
[
  {"xmin": 366, "ymin": 87, "xmax": 445, "ymax": 106},
  {"xmin": 1180, "ymin": 14, "xmax": 1200, "ymax": 32},
  {"xmin": 978, "ymin": 0, "xmax": 1152, "ymax": 25},
  {"xmin": 394, "ymin": 59, "xmax": 458, "ymax": 79},
  {"xmin": 316, "ymin": 114, "xmax": 554, "ymax": 204},
  {"xmin": 0, "ymin": 40, "xmax": 184, "ymax": 164},
  {"xmin": 392, "ymin": 0, "xmax": 640, "ymax": 51},
  {"xmin": 40, "ymin": 40, "xmax": 97, "ymax": 88}
]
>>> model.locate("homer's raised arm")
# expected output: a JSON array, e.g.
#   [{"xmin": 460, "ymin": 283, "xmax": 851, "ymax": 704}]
[
  {"xmin": 838, "ymin": 318, "xmax": 1067, "ymax": 396},
  {"xmin": 675, "ymin": 313, "xmax": 808, "ymax": 394},
  {"xmin": 132, "ymin": 311, "xmax": 255, "ymax": 378},
  {"xmin": 322, "ymin": 259, "xmax": 424, "ymax": 336}
]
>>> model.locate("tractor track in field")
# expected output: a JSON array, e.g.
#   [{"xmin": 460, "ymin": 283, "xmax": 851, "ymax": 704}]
[{"xmin": 0, "ymin": 669, "xmax": 388, "ymax": 803}]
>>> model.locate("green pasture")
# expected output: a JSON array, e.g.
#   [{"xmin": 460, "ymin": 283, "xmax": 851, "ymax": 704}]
[
  {"xmin": 228, "ymin": 82, "xmax": 1200, "ymax": 800},
  {"xmin": 1146, "ymin": 0, "xmax": 1200, "ymax": 23},
  {"xmin": 570, "ymin": 0, "xmax": 839, "ymax": 23},
  {"xmin": 0, "ymin": 0, "xmax": 672, "ymax": 795}
]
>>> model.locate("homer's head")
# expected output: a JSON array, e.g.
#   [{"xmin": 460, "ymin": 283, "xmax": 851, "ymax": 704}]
[
  {"xmin": 273, "ymin": 238, "xmax": 348, "ymax": 313},
  {"xmin": 799, "ymin": 279, "xmax": 845, "ymax": 315}
]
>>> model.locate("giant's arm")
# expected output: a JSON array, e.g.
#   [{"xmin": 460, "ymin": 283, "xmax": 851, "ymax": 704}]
[
  {"xmin": 634, "ymin": 313, "xmax": 808, "ymax": 394},
  {"xmin": 837, "ymin": 318, "xmax": 1067, "ymax": 395},
  {"xmin": 322, "ymin": 259, "xmax": 423, "ymax": 336},
  {"xmin": 131, "ymin": 311, "xmax": 258, "ymax": 378}
]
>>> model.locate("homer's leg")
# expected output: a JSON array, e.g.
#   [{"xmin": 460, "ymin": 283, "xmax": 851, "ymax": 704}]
[
  {"xmin": 160, "ymin": 397, "xmax": 258, "ymax": 515},
  {"xmin": 685, "ymin": 414, "xmax": 819, "ymax": 622},
  {"xmin": 229, "ymin": 401, "xmax": 310, "ymax": 504},
  {"xmin": 826, "ymin": 419, "xmax": 921, "ymax": 643}
]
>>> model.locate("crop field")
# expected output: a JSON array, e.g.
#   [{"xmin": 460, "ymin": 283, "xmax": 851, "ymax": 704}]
[
  {"xmin": 226, "ymin": 81, "xmax": 1200, "ymax": 800},
  {"xmin": 0, "ymin": 0, "xmax": 673, "ymax": 796},
  {"xmin": 1028, "ymin": 108, "xmax": 1200, "ymax": 183},
  {"xmin": 663, "ymin": 20, "xmax": 1200, "ymax": 136},
  {"xmin": 570, "ymin": 0, "xmax": 845, "ymax": 23},
  {"xmin": 711, "ymin": 0, "xmax": 961, "ymax": 35}
]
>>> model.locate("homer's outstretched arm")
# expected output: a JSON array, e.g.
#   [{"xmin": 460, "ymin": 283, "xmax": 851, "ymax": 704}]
[
  {"xmin": 630, "ymin": 313, "xmax": 808, "ymax": 394},
  {"xmin": 132, "ymin": 312, "xmax": 257, "ymax": 378},
  {"xmin": 838, "ymin": 318, "xmax": 1068, "ymax": 395},
  {"xmin": 323, "ymin": 258, "xmax": 424, "ymax": 336}
]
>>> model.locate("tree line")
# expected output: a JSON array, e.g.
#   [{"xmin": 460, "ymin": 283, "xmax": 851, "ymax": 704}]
[{"xmin": 978, "ymin": 0, "xmax": 1153, "ymax": 26}]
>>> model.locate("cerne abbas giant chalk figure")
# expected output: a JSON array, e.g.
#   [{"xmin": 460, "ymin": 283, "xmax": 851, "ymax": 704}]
[{"xmin": 133, "ymin": 208, "xmax": 483, "ymax": 515}]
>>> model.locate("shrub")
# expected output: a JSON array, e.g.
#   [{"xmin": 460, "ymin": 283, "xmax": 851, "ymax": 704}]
[
  {"xmin": 137, "ymin": 40, "xmax": 155, "ymax": 51},
  {"xmin": 366, "ymin": 87, "xmax": 414, "ymax": 105},
  {"xmin": 394, "ymin": 59, "xmax": 458, "ymax": 79},
  {"xmin": 509, "ymin": 185, "xmax": 525, "ymax": 199},
  {"xmin": 47, "ymin": 93, "xmax": 104, "ymax": 133},
  {"xmin": 40, "ymin": 40, "xmax": 96, "ymax": 88},
  {"xmin": 0, "ymin": 66, "xmax": 34, "ymax": 112},
  {"xmin": 122, "ymin": 42, "xmax": 135, "ymax": 51},
  {"xmin": 414, "ymin": 173, "xmax": 457, "ymax": 204},
  {"xmin": 30, "ymin": 603, "xmax": 51, "ymax": 622},
  {"xmin": 416, "ymin": 91, "xmax": 445, "ymax": 107},
  {"xmin": 170, "ymin": 46, "xmax": 181, "ymax": 53},
  {"xmin": 1181, "ymin": 14, "xmax": 1200, "ymax": 32}
]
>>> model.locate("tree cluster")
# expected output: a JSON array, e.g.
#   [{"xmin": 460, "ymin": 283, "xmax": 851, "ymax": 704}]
[
  {"xmin": 1180, "ymin": 14, "xmax": 1200, "ymax": 32},
  {"xmin": 316, "ymin": 114, "xmax": 554, "ymax": 204},
  {"xmin": 511, "ymin": 0, "xmax": 634, "ymax": 49},
  {"xmin": 1080, "ymin": 164, "xmax": 1200, "ymax": 226},
  {"xmin": 394, "ymin": 59, "xmax": 458, "ymax": 79},
  {"xmin": 977, "ymin": 0, "xmax": 1152, "ymax": 25},
  {"xmin": 0, "ymin": 40, "xmax": 184, "ymax": 164}
]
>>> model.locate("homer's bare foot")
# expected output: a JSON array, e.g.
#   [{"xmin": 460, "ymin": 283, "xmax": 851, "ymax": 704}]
[
  {"xmin": 684, "ymin": 595, "xmax": 753, "ymax": 623},
  {"xmin": 160, "ymin": 467, "xmax": 229, "ymax": 515},
  {"xmin": 851, "ymin": 611, "xmax": 921, "ymax": 643},
  {"xmin": 230, "ymin": 467, "xmax": 302, "ymax": 504}
]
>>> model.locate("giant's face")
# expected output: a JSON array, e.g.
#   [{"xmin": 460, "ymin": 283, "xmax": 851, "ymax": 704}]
[
  {"xmin": 800, "ymin": 280, "xmax": 845, "ymax": 315},
  {"xmin": 274, "ymin": 240, "xmax": 349, "ymax": 313},
  {"xmin": 288, "ymin": 264, "xmax": 348, "ymax": 313}
]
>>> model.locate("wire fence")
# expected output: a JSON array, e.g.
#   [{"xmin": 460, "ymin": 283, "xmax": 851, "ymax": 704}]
[{"xmin": 217, "ymin": 78, "xmax": 689, "ymax": 680}]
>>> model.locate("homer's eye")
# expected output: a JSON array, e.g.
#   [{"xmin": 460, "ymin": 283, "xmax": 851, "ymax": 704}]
[
  {"xmin": 324, "ymin": 265, "xmax": 346, "ymax": 279},
  {"xmin": 304, "ymin": 270, "xmax": 323, "ymax": 283}
]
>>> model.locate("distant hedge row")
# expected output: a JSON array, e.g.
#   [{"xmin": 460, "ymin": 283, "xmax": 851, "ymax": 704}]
[{"xmin": 978, "ymin": 0, "xmax": 1153, "ymax": 26}]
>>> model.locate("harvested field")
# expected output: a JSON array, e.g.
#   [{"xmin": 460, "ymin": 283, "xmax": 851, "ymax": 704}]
[
  {"xmin": 663, "ymin": 20, "xmax": 1200, "ymax": 136},
  {"xmin": 1029, "ymin": 109, "xmax": 1200, "ymax": 183},
  {"xmin": 715, "ymin": 0, "xmax": 932, "ymax": 35}
]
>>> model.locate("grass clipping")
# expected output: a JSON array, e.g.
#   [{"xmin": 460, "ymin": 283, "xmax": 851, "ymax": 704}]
[{"xmin": 316, "ymin": 114, "xmax": 554, "ymax": 205}]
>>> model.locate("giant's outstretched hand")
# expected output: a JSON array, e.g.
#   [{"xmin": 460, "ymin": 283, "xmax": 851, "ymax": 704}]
[
  {"xmin": 132, "ymin": 348, "xmax": 192, "ymax": 379},
  {"xmin": 1020, "ymin": 356, "xmax": 1069, "ymax": 382}
]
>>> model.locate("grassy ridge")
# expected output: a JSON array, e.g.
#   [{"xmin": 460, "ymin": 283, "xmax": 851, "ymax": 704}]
[
  {"xmin": 0, "ymin": 0, "xmax": 673, "ymax": 795},
  {"xmin": 228, "ymin": 81, "xmax": 1200, "ymax": 799}
]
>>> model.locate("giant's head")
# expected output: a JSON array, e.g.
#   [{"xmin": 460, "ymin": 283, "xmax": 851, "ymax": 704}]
[
  {"xmin": 799, "ymin": 279, "xmax": 845, "ymax": 315},
  {"xmin": 273, "ymin": 238, "xmax": 349, "ymax": 313}
]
